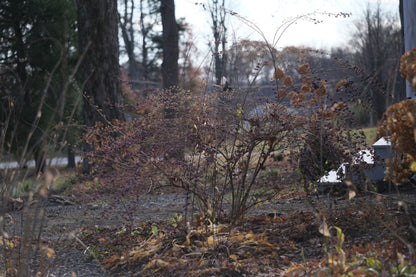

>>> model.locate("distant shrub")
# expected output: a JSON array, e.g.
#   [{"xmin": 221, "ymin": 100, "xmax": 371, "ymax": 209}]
[
  {"xmin": 85, "ymin": 88, "xmax": 300, "ymax": 224},
  {"xmin": 86, "ymin": 41, "xmax": 371, "ymax": 224},
  {"xmin": 86, "ymin": 57, "xmax": 368, "ymax": 224},
  {"xmin": 350, "ymin": 103, "xmax": 371, "ymax": 127}
]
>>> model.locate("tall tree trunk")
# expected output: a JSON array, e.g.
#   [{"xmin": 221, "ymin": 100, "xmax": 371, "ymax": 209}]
[
  {"xmin": 76, "ymin": 0, "xmax": 124, "ymax": 126},
  {"xmin": 76, "ymin": 0, "xmax": 125, "ymax": 173},
  {"xmin": 139, "ymin": 0, "xmax": 149, "ymax": 85},
  {"xmin": 67, "ymin": 136, "xmax": 75, "ymax": 168},
  {"xmin": 210, "ymin": 0, "xmax": 227, "ymax": 86},
  {"xmin": 119, "ymin": 0, "xmax": 140, "ymax": 88},
  {"xmin": 161, "ymin": 0, "xmax": 179, "ymax": 89},
  {"xmin": 13, "ymin": 18, "xmax": 31, "ymax": 105},
  {"xmin": 400, "ymin": 0, "xmax": 404, "ymax": 52},
  {"xmin": 161, "ymin": 0, "xmax": 182, "ymax": 159},
  {"xmin": 403, "ymin": 0, "xmax": 416, "ymax": 99},
  {"xmin": 398, "ymin": 0, "xmax": 406, "ymax": 101}
]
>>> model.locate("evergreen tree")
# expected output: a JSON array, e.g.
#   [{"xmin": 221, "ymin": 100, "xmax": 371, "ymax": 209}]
[{"xmin": 0, "ymin": 0, "xmax": 79, "ymax": 173}]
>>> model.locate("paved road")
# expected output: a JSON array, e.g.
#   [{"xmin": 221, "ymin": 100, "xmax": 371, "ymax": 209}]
[{"xmin": 0, "ymin": 156, "xmax": 82, "ymax": 169}]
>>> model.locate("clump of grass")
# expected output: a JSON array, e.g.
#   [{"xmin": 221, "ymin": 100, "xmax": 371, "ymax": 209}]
[
  {"xmin": 261, "ymin": 168, "xmax": 280, "ymax": 178},
  {"xmin": 8, "ymin": 168, "xmax": 78, "ymax": 197},
  {"xmin": 49, "ymin": 175, "xmax": 78, "ymax": 193},
  {"xmin": 361, "ymin": 127, "xmax": 378, "ymax": 145},
  {"xmin": 11, "ymin": 180, "xmax": 33, "ymax": 197}
]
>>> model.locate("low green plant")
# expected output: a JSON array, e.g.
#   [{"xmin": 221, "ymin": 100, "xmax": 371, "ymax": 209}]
[
  {"xmin": 261, "ymin": 168, "xmax": 280, "ymax": 178},
  {"xmin": 391, "ymin": 260, "xmax": 416, "ymax": 276},
  {"xmin": 316, "ymin": 224, "xmax": 415, "ymax": 276},
  {"xmin": 167, "ymin": 213, "xmax": 183, "ymax": 228},
  {"xmin": 50, "ymin": 176, "xmax": 77, "ymax": 193},
  {"xmin": 130, "ymin": 227, "xmax": 142, "ymax": 237},
  {"xmin": 361, "ymin": 127, "xmax": 378, "ymax": 145},
  {"xmin": 12, "ymin": 180, "xmax": 33, "ymax": 197},
  {"xmin": 350, "ymin": 103, "xmax": 371, "ymax": 127},
  {"xmin": 116, "ymin": 228, "xmax": 126, "ymax": 236},
  {"xmin": 84, "ymin": 245, "xmax": 100, "ymax": 262},
  {"xmin": 151, "ymin": 226, "xmax": 158, "ymax": 236}
]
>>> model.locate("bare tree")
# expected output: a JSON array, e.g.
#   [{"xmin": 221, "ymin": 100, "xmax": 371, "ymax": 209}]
[
  {"xmin": 351, "ymin": 3, "xmax": 404, "ymax": 124},
  {"xmin": 161, "ymin": 0, "xmax": 179, "ymax": 89},
  {"xmin": 209, "ymin": 0, "xmax": 227, "ymax": 86},
  {"xmin": 226, "ymin": 40, "xmax": 280, "ymax": 88},
  {"xmin": 178, "ymin": 20, "xmax": 203, "ymax": 91},
  {"xmin": 119, "ymin": 0, "xmax": 139, "ymax": 83},
  {"xmin": 119, "ymin": 0, "xmax": 161, "ymax": 89}
]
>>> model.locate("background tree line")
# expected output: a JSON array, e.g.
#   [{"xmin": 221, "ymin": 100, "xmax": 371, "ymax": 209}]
[
  {"xmin": 0, "ymin": 0, "xmax": 407, "ymax": 173},
  {"xmin": 0, "ymin": 0, "xmax": 183, "ymax": 173}
]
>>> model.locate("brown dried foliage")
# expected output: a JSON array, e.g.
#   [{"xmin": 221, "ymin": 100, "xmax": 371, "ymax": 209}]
[
  {"xmin": 400, "ymin": 47, "xmax": 416, "ymax": 88},
  {"xmin": 297, "ymin": 63, "xmax": 311, "ymax": 75},
  {"xmin": 282, "ymin": 75, "xmax": 293, "ymax": 88},
  {"xmin": 377, "ymin": 48, "xmax": 416, "ymax": 184},
  {"xmin": 377, "ymin": 99, "xmax": 416, "ymax": 183},
  {"xmin": 273, "ymin": 66, "xmax": 285, "ymax": 80}
]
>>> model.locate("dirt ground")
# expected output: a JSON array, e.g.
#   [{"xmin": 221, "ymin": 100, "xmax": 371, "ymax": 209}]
[
  {"xmin": 4, "ymin": 193, "xmax": 189, "ymax": 276},
  {"xmin": 4, "ymin": 189, "xmax": 415, "ymax": 276}
]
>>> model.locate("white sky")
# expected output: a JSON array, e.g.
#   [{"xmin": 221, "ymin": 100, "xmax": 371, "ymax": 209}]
[{"xmin": 176, "ymin": 0, "xmax": 400, "ymax": 54}]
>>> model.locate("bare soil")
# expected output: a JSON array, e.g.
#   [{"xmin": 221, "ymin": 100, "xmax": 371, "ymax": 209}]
[{"xmin": 4, "ymin": 189, "xmax": 415, "ymax": 276}]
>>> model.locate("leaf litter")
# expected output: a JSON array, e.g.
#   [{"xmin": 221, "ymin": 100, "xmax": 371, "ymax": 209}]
[{"xmin": 76, "ymin": 194, "xmax": 415, "ymax": 276}]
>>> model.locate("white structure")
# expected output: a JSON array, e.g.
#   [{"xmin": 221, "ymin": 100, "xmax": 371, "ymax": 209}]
[
  {"xmin": 319, "ymin": 137, "xmax": 392, "ymax": 185},
  {"xmin": 364, "ymin": 137, "xmax": 393, "ymax": 183},
  {"xmin": 0, "ymin": 156, "xmax": 82, "ymax": 170}
]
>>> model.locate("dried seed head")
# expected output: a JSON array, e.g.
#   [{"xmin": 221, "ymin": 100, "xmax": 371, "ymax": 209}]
[
  {"xmin": 301, "ymin": 83, "xmax": 311, "ymax": 93},
  {"xmin": 336, "ymin": 79, "xmax": 348, "ymax": 91},
  {"xmin": 282, "ymin": 75, "xmax": 293, "ymax": 88},
  {"xmin": 297, "ymin": 63, "xmax": 311, "ymax": 75},
  {"xmin": 315, "ymin": 81, "xmax": 327, "ymax": 96},
  {"xmin": 274, "ymin": 67, "xmax": 285, "ymax": 80}
]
